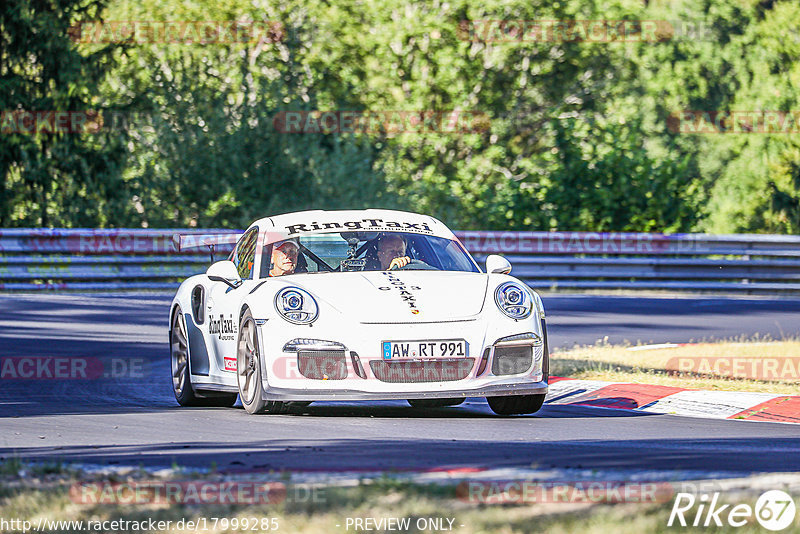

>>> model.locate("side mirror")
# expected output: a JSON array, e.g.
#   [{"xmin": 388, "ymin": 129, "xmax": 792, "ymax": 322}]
[
  {"xmin": 486, "ymin": 254, "xmax": 512, "ymax": 274},
  {"xmin": 206, "ymin": 260, "xmax": 242, "ymax": 289}
]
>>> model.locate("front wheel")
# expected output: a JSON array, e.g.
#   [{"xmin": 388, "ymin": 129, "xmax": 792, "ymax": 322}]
[
  {"xmin": 487, "ymin": 394, "xmax": 546, "ymax": 415},
  {"xmin": 237, "ymin": 310, "xmax": 290, "ymax": 415}
]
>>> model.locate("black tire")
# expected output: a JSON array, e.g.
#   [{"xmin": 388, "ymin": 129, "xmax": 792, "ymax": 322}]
[
  {"xmin": 487, "ymin": 394, "xmax": 546, "ymax": 415},
  {"xmin": 171, "ymin": 307, "xmax": 238, "ymax": 407},
  {"xmin": 237, "ymin": 309, "xmax": 289, "ymax": 415},
  {"xmin": 407, "ymin": 398, "xmax": 465, "ymax": 408},
  {"xmin": 170, "ymin": 306, "xmax": 201, "ymax": 406}
]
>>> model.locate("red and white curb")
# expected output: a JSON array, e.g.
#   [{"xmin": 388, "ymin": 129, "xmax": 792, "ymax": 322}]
[{"xmin": 546, "ymin": 377, "xmax": 800, "ymax": 423}]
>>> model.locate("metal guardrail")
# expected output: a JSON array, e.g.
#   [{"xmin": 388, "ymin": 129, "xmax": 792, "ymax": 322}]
[{"xmin": 1, "ymin": 228, "xmax": 799, "ymax": 292}]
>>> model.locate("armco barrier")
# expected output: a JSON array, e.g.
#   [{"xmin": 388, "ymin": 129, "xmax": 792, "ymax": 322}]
[
  {"xmin": 1, "ymin": 229, "xmax": 799, "ymax": 292},
  {"xmin": 0, "ymin": 229, "xmax": 235, "ymax": 291}
]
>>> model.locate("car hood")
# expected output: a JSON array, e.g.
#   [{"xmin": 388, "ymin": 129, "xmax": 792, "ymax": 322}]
[{"xmin": 276, "ymin": 270, "xmax": 489, "ymax": 322}]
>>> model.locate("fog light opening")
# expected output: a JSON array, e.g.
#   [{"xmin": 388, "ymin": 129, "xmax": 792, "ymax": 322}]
[
  {"xmin": 476, "ymin": 347, "xmax": 492, "ymax": 376},
  {"xmin": 351, "ymin": 351, "xmax": 367, "ymax": 379}
]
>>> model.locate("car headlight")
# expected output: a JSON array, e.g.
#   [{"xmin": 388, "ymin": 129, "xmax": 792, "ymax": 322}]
[
  {"xmin": 275, "ymin": 287, "xmax": 319, "ymax": 324},
  {"xmin": 494, "ymin": 282, "xmax": 532, "ymax": 320}
]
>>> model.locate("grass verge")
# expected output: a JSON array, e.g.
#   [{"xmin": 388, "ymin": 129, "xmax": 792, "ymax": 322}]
[
  {"xmin": 1, "ymin": 464, "xmax": 798, "ymax": 533},
  {"xmin": 551, "ymin": 338, "xmax": 800, "ymax": 394}
]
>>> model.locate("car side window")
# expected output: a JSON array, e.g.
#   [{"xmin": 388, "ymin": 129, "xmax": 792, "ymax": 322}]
[
  {"xmin": 233, "ymin": 228, "xmax": 259, "ymax": 280},
  {"xmin": 259, "ymin": 242, "xmax": 312, "ymax": 276},
  {"xmin": 259, "ymin": 244, "xmax": 273, "ymax": 278}
]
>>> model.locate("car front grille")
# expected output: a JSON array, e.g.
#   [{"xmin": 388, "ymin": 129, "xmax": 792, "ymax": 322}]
[
  {"xmin": 297, "ymin": 350, "xmax": 348, "ymax": 380},
  {"xmin": 369, "ymin": 358, "xmax": 475, "ymax": 383},
  {"xmin": 491, "ymin": 344, "xmax": 542, "ymax": 376}
]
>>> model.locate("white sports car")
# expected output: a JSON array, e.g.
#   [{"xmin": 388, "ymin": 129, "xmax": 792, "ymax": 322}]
[{"xmin": 170, "ymin": 209, "xmax": 549, "ymax": 415}]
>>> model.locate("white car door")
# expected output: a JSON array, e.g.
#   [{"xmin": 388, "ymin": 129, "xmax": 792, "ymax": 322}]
[{"xmin": 206, "ymin": 227, "xmax": 260, "ymax": 375}]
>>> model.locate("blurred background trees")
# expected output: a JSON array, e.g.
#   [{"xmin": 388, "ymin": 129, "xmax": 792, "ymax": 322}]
[
  {"xmin": 0, "ymin": 0, "xmax": 127, "ymax": 226},
  {"xmin": 1, "ymin": 0, "xmax": 798, "ymax": 232}
]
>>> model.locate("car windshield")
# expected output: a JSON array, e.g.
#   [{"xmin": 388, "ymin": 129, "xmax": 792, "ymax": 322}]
[{"xmin": 261, "ymin": 231, "xmax": 479, "ymax": 276}]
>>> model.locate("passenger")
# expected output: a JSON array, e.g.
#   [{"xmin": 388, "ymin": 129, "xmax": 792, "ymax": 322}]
[
  {"xmin": 376, "ymin": 234, "xmax": 411, "ymax": 270},
  {"xmin": 269, "ymin": 240, "xmax": 299, "ymax": 277}
]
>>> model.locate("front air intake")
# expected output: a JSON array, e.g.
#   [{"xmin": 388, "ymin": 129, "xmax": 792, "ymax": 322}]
[
  {"xmin": 297, "ymin": 350, "xmax": 348, "ymax": 380},
  {"xmin": 369, "ymin": 358, "xmax": 475, "ymax": 383},
  {"xmin": 491, "ymin": 346, "xmax": 532, "ymax": 375}
]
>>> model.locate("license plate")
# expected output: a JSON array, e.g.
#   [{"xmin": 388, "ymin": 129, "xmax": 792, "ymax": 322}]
[{"xmin": 382, "ymin": 339, "xmax": 468, "ymax": 360}]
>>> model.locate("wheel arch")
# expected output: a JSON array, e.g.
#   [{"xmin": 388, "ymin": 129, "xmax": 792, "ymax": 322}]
[
  {"xmin": 171, "ymin": 275, "xmax": 213, "ymax": 378},
  {"xmin": 170, "ymin": 275, "xmax": 207, "ymax": 328}
]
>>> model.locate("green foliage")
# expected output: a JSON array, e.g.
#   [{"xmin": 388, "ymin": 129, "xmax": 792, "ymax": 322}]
[
  {"xmin": 2, "ymin": 0, "xmax": 799, "ymax": 232},
  {"xmin": 102, "ymin": 0, "xmax": 394, "ymax": 227},
  {"xmin": 699, "ymin": 0, "xmax": 800, "ymax": 233},
  {"xmin": 0, "ymin": 0, "xmax": 128, "ymax": 227}
]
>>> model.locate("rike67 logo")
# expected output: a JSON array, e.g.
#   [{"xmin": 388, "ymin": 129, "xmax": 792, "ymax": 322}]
[{"xmin": 668, "ymin": 490, "xmax": 796, "ymax": 531}]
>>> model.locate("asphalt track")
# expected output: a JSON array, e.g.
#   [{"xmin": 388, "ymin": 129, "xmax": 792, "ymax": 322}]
[{"xmin": 1, "ymin": 293, "xmax": 800, "ymax": 475}]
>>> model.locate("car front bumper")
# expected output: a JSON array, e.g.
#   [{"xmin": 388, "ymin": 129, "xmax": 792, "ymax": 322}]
[{"xmin": 257, "ymin": 317, "xmax": 548, "ymax": 401}]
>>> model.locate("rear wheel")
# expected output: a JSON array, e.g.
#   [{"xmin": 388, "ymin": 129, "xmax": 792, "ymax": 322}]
[
  {"xmin": 171, "ymin": 307, "xmax": 237, "ymax": 407},
  {"xmin": 407, "ymin": 398, "xmax": 465, "ymax": 408},
  {"xmin": 237, "ymin": 310, "xmax": 290, "ymax": 415},
  {"xmin": 487, "ymin": 394, "xmax": 546, "ymax": 415}
]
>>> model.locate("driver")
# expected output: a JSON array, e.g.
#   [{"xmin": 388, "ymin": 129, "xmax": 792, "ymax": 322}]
[
  {"xmin": 269, "ymin": 240, "xmax": 299, "ymax": 277},
  {"xmin": 376, "ymin": 234, "xmax": 411, "ymax": 270}
]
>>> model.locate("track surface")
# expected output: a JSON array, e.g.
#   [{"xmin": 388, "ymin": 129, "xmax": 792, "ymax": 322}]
[{"xmin": 1, "ymin": 293, "xmax": 799, "ymax": 475}]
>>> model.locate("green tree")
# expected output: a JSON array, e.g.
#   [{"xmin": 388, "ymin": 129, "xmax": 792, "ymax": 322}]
[
  {"xmin": 101, "ymin": 0, "xmax": 393, "ymax": 228},
  {"xmin": 698, "ymin": 0, "xmax": 800, "ymax": 233},
  {"xmin": 0, "ymin": 0, "xmax": 127, "ymax": 226},
  {"xmin": 5, "ymin": 0, "xmax": 797, "ymax": 233}
]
